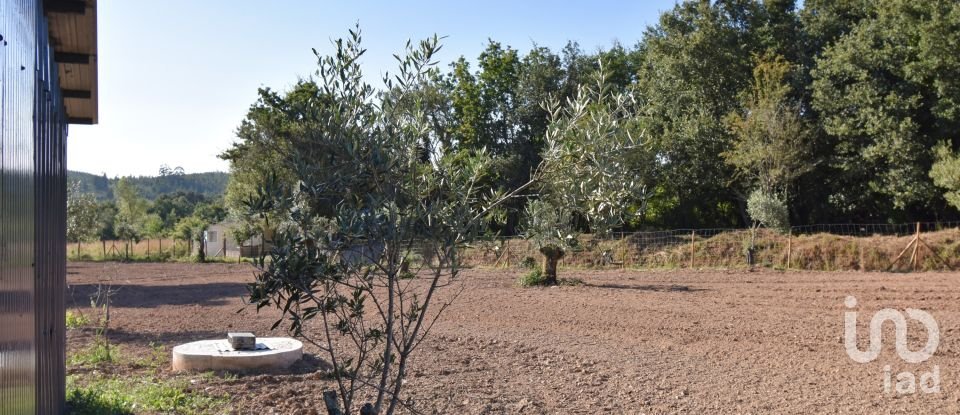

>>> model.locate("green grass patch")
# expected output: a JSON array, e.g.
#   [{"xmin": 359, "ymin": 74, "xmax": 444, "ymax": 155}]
[
  {"xmin": 130, "ymin": 342, "xmax": 168, "ymax": 373},
  {"xmin": 68, "ymin": 338, "xmax": 118, "ymax": 367},
  {"xmin": 66, "ymin": 374, "xmax": 227, "ymax": 415}
]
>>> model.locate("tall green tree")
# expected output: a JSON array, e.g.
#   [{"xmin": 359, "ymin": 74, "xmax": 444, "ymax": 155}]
[
  {"xmin": 723, "ymin": 55, "xmax": 812, "ymax": 202},
  {"xmin": 113, "ymin": 178, "xmax": 148, "ymax": 244},
  {"xmin": 636, "ymin": 0, "xmax": 768, "ymax": 227},
  {"xmin": 811, "ymin": 0, "xmax": 960, "ymax": 218}
]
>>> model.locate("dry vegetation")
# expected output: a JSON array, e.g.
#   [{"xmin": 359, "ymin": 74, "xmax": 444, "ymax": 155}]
[{"xmin": 465, "ymin": 228, "xmax": 960, "ymax": 272}]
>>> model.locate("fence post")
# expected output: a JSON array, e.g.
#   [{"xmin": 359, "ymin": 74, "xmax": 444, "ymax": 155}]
[
  {"xmin": 505, "ymin": 240, "xmax": 510, "ymax": 268},
  {"xmin": 911, "ymin": 222, "xmax": 921, "ymax": 270},
  {"xmin": 786, "ymin": 232, "xmax": 792, "ymax": 270},
  {"xmin": 159, "ymin": 238, "xmax": 163, "ymax": 255},
  {"xmin": 147, "ymin": 239, "xmax": 151, "ymax": 256},
  {"xmin": 223, "ymin": 237, "xmax": 227, "ymax": 257},
  {"xmin": 858, "ymin": 239, "xmax": 865, "ymax": 272},
  {"xmin": 102, "ymin": 240, "xmax": 106, "ymax": 258},
  {"xmin": 690, "ymin": 230, "xmax": 695, "ymax": 269}
]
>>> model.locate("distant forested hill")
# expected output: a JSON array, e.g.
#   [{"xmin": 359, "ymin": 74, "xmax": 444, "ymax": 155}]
[{"xmin": 68, "ymin": 171, "xmax": 229, "ymax": 201}]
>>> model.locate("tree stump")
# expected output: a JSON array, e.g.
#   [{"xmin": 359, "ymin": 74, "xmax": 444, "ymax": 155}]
[{"xmin": 540, "ymin": 245, "xmax": 565, "ymax": 285}]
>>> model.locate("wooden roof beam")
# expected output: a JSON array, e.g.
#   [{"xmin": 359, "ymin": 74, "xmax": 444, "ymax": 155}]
[
  {"xmin": 62, "ymin": 89, "xmax": 91, "ymax": 99},
  {"xmin": 68, "ymin": 117, "xmax": 94, "ymax": 125},
  {"xmin": 44, "ymin": 1, "xmax": 87, "ymax": 14},
  {"xmin": 54, "ymin": 52, "xmax": 89, "ymax": 64}
]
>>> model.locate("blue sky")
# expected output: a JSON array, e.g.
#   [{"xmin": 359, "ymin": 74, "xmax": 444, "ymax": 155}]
[{"xmin": 68, "ymin": 0, "xmax": 678, "ymax": 177}]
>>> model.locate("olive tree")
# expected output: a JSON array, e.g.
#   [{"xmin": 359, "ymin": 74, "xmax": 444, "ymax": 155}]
[
  {"xmin": 67, "ymin": 181, "xmax": 101, "ymax": 255},
  {"xmin": 242, "ymin": 28, "xmax": 535, "ymax": 415},
  {"xmin": 521, "ymin": 64, "xmax": 652, "ymax": 284}
]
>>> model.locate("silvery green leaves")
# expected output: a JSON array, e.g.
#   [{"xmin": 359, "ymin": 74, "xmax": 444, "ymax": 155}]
[
  {"xmin": 746, "ymin": 189, "xmax": 790, "ymax": 234},
  {"xmin": 242, "ymin": 28, "xmax": 515, "ymax": 415},
  {"xmin": 528, "ymin": 63, "xmax": 651, "ymax": 248},
  {"xmin": 67, "ymin": 181, "xmax": 101, "ymax": 243}
]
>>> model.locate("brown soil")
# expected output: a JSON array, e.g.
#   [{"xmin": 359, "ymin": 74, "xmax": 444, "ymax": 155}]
[{"xmin": 67, "ymin": 262, "xmax": 960, "ymax": 414}]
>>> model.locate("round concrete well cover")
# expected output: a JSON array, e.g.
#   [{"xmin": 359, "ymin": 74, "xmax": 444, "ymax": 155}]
[{"xmin": 172, "ymin": 337, "xmax": 303, "ymax": 372}]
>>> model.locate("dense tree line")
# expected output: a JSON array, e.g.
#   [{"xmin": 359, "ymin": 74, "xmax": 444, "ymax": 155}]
[
  {"xmin": 223, "ymin": 0, "xmax": 960, "ymax": 234},
  {"xmin": 68, "ymin": 169, "xmax": 229, "ymax": 201},
  {"xmin": 68, "ymin": 178, "xmax": 227, "ymax": 254}
]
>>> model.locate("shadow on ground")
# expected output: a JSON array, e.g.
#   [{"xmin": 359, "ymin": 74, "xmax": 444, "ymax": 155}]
[
  {"xmin": 582, "ymin": 283, "xmax": 707, "ymax": 292},
  {"xmin": 67, "ymin": 282, "xmax": 248, "ymax": 308}
]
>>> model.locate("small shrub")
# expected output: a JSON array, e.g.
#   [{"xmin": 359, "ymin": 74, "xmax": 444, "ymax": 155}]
[
  {"xmin": 66, "ymin": 386, "xmax": 132, "ymax": 415},
  {"xmin": 66, "ymin": 310, "xmax": 90, "ymax": 329},
  {"xmin": 69, "ymin": 338, "xmax": 117, "ymax": 367},
  {"xmin": 518, "ymin": 267, "xmax": 546, "ymax": 287},
  {"xmin": 519, "ymin": 256, "xmax": 537, "ymax": 269}
]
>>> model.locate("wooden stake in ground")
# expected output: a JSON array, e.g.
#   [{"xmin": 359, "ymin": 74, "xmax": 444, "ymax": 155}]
[
  {"xmin": 322, "ymin": 390, "xmax": 342, "ymax": 415},
  {"xmin": 690, "ymin": 230, "xmax": 695, "ymax": 269},
  {"xmin": 858, "ymin": 239, "xmax": 865, "ymax": 272},
  {"xmin": 786, "ymin": 232, "xmax": 792, "ymax": 270},
  {"xmin": 909, "ymin": 222, "xmax": 921, "ymax": 270},
  {"xmin": 889, "ymin": 225, "xmax": 919, "ymax": 271},
  {"xmin": 505, "ymin": 240, "xmax": 510, "ymax": 268},
  {"xmin": 886, "ymin": 222, "xmax": 952, "ymax": 271}
]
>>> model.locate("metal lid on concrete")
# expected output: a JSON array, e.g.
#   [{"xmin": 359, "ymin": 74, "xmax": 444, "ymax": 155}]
[{"xmin": 172, "ymin": 337, "xmax": 303, "ymax": 372}]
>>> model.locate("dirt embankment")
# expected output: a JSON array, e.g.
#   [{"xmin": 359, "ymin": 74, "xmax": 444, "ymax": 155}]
[{"xmin": 465, "ymin": 228, "xmax": 960, "ymax": 272}]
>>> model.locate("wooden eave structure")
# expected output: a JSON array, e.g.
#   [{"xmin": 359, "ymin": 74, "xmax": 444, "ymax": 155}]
[{"xmin": 44, "ymin": 0, "xmax": 98, "ymax": 124}]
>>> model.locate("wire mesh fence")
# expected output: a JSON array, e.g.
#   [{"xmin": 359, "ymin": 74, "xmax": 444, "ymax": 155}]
[
  {"xmin": 463, "ymin": 222, "xmax": 960, "ymax": 272},
  {"xmin": 65, "ymin": 222, "xmax": 960, "ymax": 271},
  {"xmin": 68, "ymin": 239, "xmax": 196, "ymax": 260}
]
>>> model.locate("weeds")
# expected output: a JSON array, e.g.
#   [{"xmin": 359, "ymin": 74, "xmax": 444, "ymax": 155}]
[
  {"xmin": 66, "ymin": 374, "xmax": 226, "ymax": 415},
  {"xmin": 66, "ymin": 310, "xmax": 91, "ymax": 329},
  {"xmin": 131, "ymin": 342, "xmax": 168, "ymax": 373},
  {"xmin": 519, "ymin": 256, "xmax": 537, "ymax": 269},
  {"xmin": 518, "ymin": 267, "xmax": 584, "ymax": 287},
  {"xmin": 518, "ymin": 267, "xmax": 546, "ymax": 287},
  {"xmin": 68, "ymin": 337, "xmax": 118, "ymax": 367}
]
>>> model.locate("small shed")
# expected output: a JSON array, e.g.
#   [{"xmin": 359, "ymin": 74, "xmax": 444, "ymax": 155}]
[{"xmin": 205, "ymin": 220, "xmax": 263, "ymax": 258}]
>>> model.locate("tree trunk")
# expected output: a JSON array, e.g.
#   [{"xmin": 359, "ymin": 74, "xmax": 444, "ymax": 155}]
[
  {"xmin": 539, "ymin": 245, "xmax": 565, "ymax": 285},
  {"xmin": 196, "ymin": 237, "xmax": 206, "ymax": 263}
]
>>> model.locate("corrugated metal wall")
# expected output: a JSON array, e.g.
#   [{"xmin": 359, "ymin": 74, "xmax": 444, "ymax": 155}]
[
  {"xmin": 1, "ymin": 0, "xmax": 39, "ymax": 413},
  {"xmin": 33, "ymin": 12, "xmax": 68, "ymax": 414},
  {"xmin": 1, "ymin": 1, "xmax": 68, "ymax": 414}
]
